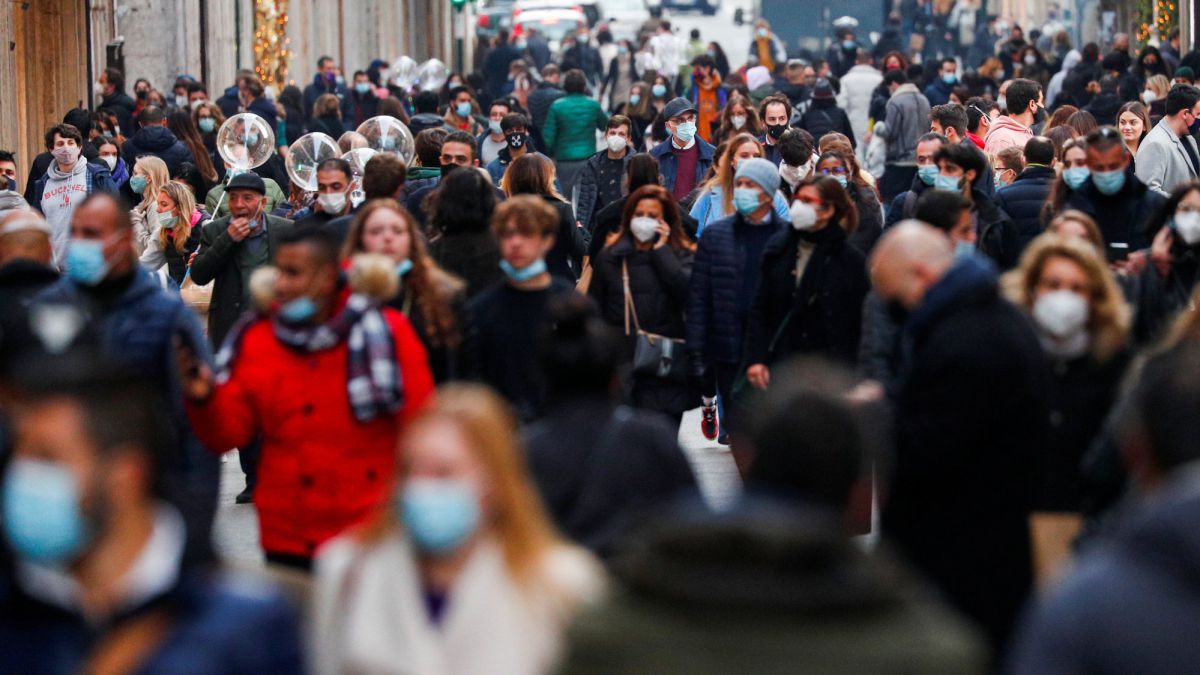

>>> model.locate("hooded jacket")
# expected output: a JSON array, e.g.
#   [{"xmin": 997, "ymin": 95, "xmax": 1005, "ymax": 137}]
[
  {"xmin": 32, "ymin": 158, "xmax": 116, "ymax": 265},
  {"xmin": 877, "ymin": 84, "xmax": 931, "ymax": 164},
  {"xmin": 983, "ymin": 115, "xmax": 1034, "ymax": 157},
  {"xmin": 121, "ymin": 126, "xmax": 196, "ymax": 175},
  {"xmin": 994, "ymin": 165, "xmax": 1057, "ymax": 253}
]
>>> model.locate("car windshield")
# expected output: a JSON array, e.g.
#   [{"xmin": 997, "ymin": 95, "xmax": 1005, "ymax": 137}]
[
  {"xmin": 518, "ymin": 15, "xmax": 582, "ymax": 40},
  {"xmin": 602, "ymin": 0, "xmax": 644, "ymax": 11}
]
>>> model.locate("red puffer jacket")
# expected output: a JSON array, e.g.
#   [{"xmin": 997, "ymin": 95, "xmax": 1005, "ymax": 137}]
[{"xmin": 187, "ymin": 304, "xmax": 434, "ymax": 559}]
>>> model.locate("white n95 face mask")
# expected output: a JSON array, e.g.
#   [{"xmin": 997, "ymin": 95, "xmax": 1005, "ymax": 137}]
[
  {"xmin": 630, "ymin": 216, "xmax": 660, "ymax": 242},
  {"xmin": 789, "ymin": 201, "xmax": 818, "ymax": 230},
  {"xmin": 1033, "ymin": 290, "xmax": 1089, "ymax": 339}
]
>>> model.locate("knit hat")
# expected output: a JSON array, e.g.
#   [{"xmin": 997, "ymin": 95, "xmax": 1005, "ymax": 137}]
[
  {"xmin": 812, "ymin": 78, "xmax": 835, "ymax": 99},
  {"xmin": 735, "ymin": 157, "xmax": 780, "ymax": 196},
  {"xmin": 1177, "ymin": 66, "xmax": 1195, "ymax": 80}
]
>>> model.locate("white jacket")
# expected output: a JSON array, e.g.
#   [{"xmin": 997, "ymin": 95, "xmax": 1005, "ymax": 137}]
[
  {"xmin": 312, "ymin": 531, "xmax": 604, "ymax": 675},
  {"xmin": 837, "ymin": 64, "xmax": 884, "ymax": 153}
]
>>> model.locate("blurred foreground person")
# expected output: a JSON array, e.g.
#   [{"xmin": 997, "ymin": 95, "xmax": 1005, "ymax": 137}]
[
  {"xmin": 561, "ymin": 359, "xmax": 988, "ymax": 673},
  {"xmin": 180, "ymin": 228, "xmax": 434, "ymax": 571},
  {"xmin": 0, "ymin": 362, "xmax": 303, "ymax": 673},
  {"xmin": 524, "ymin": 295, "xmax": 696, "ymax": 557},
  {"xmin": 32, "ymin": 193, "xmax": 218, "ymax": 561},
  {"xmin": 1009, "ymin": 343, "xmax": 1200, "ymax": 674},
  {"xmin": 0, "ymin": 211, "xmax": 58, "ymax": 373},
  {"xmin": 312, "ymin": 384, "xmax": 603, "ymax": 674},
  {"xmin": 871, "ymin": 222, "xmax": 1049, "ymax": 652}
]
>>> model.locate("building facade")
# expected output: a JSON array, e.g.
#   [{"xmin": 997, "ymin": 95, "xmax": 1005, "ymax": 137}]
[{"xmin": 2, "ymin": 0, "xmax": 464, "ymax": 194}]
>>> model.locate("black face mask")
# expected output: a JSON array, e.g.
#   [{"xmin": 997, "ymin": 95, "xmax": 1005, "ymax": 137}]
[
  {"xmin": 886, "ymin": 299, "xmax": 909, "ymax": 326},
  {"xmin": 505, "ymin": 132, "xmax": 528, "ymax": 149},
  {"xmin": 767, "ymin": 123, "xmax": 789, "ymax": 140},
  {"xmin": 440, "ymin": 163, "xmax": 461, "ymax": 178}
]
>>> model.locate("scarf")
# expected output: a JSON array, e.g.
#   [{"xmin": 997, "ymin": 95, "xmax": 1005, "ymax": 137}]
[{"xmin": 215, "ymin": 292, "xmax": 403, "ymax": 422}]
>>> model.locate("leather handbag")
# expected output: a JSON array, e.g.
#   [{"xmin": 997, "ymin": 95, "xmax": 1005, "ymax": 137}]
[{"xmin": 623, "ymin": 259, "xmax": 687, "ymax": 381}]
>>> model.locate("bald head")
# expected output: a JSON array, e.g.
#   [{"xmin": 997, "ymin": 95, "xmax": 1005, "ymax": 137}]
[
  {"xmin": 0, "ymin": 211, "xmax": 53, "ymax": 267},
  {"xmin": 870, "ymin": 221, "xmax": 954, "ymax": 310}
]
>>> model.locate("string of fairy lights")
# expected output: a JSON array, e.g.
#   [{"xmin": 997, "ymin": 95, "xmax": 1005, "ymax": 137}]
[
  {"xmin": 253, "ymin": 0, "xmax": 290, "ymax": 88},
  {"xmin": 1138, "ymin": 0, "xmax": 1177, "ymax": 45}
]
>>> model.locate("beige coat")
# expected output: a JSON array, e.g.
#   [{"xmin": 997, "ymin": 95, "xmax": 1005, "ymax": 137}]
[{"xmin": 311, "ymin": 531, "xmax": 603, "ymax": 675}]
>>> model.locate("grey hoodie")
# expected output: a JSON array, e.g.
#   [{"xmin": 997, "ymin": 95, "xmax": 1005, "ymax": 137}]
[{"xmin": 38, "ymin": 158, "xmax": 89, "ymax": 266}]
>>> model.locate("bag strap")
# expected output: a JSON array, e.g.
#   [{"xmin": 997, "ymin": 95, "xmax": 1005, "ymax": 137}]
[{"xmin": 621, "ymin": 258, "xmax": 643, "ymax": 336}]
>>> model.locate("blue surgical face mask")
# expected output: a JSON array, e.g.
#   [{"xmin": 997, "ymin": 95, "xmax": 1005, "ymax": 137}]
[
  {"xmin": 66, "ymin": 238, "xmax": 113, "ymax": 286},
  {"xmin": 129, "ymin": 175, "xmax": 148, "ymax": 194},
  {"xmin": 733, "ymin": 187, "xmax": 763, "ymax": 215},
  {"xmin": 834, "ymin": 174, "xmax": 849, "ymax": 188},
  {"xmin": 1091, "ymin": 167, "xmax": 1126, "ymax": 195},
  {"xmin": 629, "ymin": 94, "xmax": 641, "ymax": 105},
  {"xmin": 279, "ymin": 296, "xmax": 317, "ymax": 323},
  {"xmin": 489, "ymin": 119, "xmax": 502, "ymax": 135},
  {"xmin": 942, "ymin": 73, "xmax": 957, "ymax": 85},
  {"xmin": 381, "ymin": 135, "xmax": 397, "ymax": 151},
  {"xmin": 842, "ymin": 39, "xmax": 857, "ymax": 50},
  {"xmin": 652, "ymin": 84, "xmax": 668, "ymax": 98},
  {"xmin": 355, "ymin": 82, "xmax": 371, "ymax": 95},
  {"xmin": 674, "ymin": 121, "xmax": 697, "ymax": 142},
  {"xmin": 245, "ymin": 132, "xmax": 260, "ymax": 146},
  {"xmin": 455, "ymin": 101, "xmax": 472, "ymax": 118},
  {"xmin": 198, "ymin": 118, "xmax": 216, "ymax": 134},
  {"xmin": 618, "ymin": 46, "xmax": 629, "ymax": 55},
  {"xmin": 3, "ymin": 458, "xmax": 91, "ymax": 565},
  {"xmin": 396, "ymin": 258, "xmax": 413, "ymax": 277},
  {"xmin": 157, "ymin": 211, "xmax": 179, "ymax": 229},
  {"xmin": 1062, "ymin": 166, "xmax": 1090, "ymax": 190},
  {"xmin": 399, "ymin": 478, "xmax": 481, "ymax": 554},
  {"xmin": 954, "ymin": 239, "xmax": 975, "ymax": 259},
  {"xmin": 934, "ymin": 174, "xmax": 962, "ymax": 192},
  {"xmin": 918, "ymin": 164, "xmax": 939, "ymax": 186},
  {"xmin": 500, "ymin": 258, "xmax": 547, "ymax": 282}
]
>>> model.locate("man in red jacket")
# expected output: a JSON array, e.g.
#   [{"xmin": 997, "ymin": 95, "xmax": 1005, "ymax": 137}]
[{"xmin": 179, "ymin": 227, "xmax": 434, "ymax": 571}]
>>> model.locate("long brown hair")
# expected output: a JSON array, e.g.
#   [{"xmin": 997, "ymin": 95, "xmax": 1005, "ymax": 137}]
[
  {"xmin": 608, "ymin": 185, "xmax": 696, "ymax": 251},
  {"xmin": 701, "ymin": 132, "xmax": 763, "ymax": 214},
  {"xmin": 1041, "ymin": 137, "xmax": 1088, "ymax": 225},
  {"xmin": 157, "ymin": 181, "xmax": 198, "ymax": 254},
  {"xmin": 799, "ymin": 175, "xmax": 859, "ymax": 235},
  {"xmin": 717, "ymin": 94, "xmax": 764, "ymax": 139},
  {"xmin": 501, "ymin": 153, "xmax": 566, "ymax": 201},
  {"xmin": 167, "ymin": 110, "xmax": 218, "ymax": 182},
  {"xmin": 343, "ymin": 199, "xmax": 465, "ymax": 348}
]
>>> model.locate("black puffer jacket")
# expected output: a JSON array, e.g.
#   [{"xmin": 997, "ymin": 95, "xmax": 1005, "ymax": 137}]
[
  {"xmin": 1064, "ymin": 166, "xmax": 1165, "ymax": 262},
  {"xmin": 744, "ymin": 223, "xmax": 869, "ymax": 367},
  {"xmin": 541, "ymin": 195, "xmax": 589, "ymax": 282},
  {"xmin": 994, "ymin": 165, "xmax": 1056, "ymax": 254},
  {"xmin": 588, "ymin": 235, "xmax": 694, "ymax": 417},
  {"xmin": 798, "ymin": 98, "xmax": 856, "ymax": 147},
  {"xmin": 972, "ymin": 188, "xmax": 1021, "ymax": 271},
  {"xmin": 121, "ymin": 126, "xmax": 196, "ymax": 175}
]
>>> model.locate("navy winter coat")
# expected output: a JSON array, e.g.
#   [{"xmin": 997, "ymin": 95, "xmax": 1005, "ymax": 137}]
[
  {"xmin": 33, "ymin": 268, "xmax": 219, "ymax": 561},
  {"xmin": 1064, "ymin": 165, "xmax": 1165, "ymax": 261},
  {"xmin": 685, "ymin": 210, "xmax": 787, "ymax": 364},
  {"xmin": 994, "ymin": 165, "xmax": 1056, "ymax": 253},
  {"xmin": 649, "ymin": 137, "xmax": 716, "ymax": 195},
  {"xmin": 121, "ymin": 126, "xmax": 196, "ymax": 175}
]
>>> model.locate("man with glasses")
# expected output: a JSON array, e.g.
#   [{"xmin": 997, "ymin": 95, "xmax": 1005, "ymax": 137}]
[{"xmin": 650, "ymin": 97, "xmax": 716, "ymax": 201}]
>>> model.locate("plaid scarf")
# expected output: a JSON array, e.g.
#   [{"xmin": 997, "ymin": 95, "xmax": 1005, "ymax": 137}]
[{"xmin": 215, "ymin": 293, "xmax": 404, "ymax": 422}]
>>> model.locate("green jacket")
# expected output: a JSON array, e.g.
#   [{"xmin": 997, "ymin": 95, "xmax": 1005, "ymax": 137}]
[
  {"xmin": 204, "ymin": 178, "xmax": 286, "ymax": 218},
  {"xmin": 542, "ymin": 94, "xmax": 608, "ymax": 162}
]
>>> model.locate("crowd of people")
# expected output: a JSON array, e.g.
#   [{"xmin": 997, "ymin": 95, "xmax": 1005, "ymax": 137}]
[{"xmin": 4, "ymin": 8, "xmax": 1200, "ymax": 673}]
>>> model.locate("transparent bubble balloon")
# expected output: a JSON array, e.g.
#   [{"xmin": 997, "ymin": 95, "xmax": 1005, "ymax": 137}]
[
  {"xmin": 216, "ymin": 113, "xmax": 275, "ymax": 170},
  {"xmin": 355, "ymin": 116, "xmax": 415, "ymax": 164},
  {"xmin": 416, "ymin": 59, "xmax": 450, "ymax": 92},
  {"xmin": 390, "ymin": 56, "xmax": 419, "ymax": 91},
  {"xmin": 342, "ymin": 148, "xmax": 378, "ymax": 178},
  {"xmin": 285, "ymin": 133, "xmax": 341, "ymax": 191}
]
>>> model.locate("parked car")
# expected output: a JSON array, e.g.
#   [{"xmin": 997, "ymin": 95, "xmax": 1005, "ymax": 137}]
[
  {"xmin": 599, "ymin": 0, "xmax": 649, "ymax": 41},
  {"xmin": 660, "ymin": 0, "xmax": 719, "ymax": 15},
  {"xmin": 513, "ymin": 7, "xmax": 590, "ymax": 52},
  {"xmin": 477, "ymin": 0, "xmax": 517, "ymax": 41},
  {"xmin": 516, "ymin": 0, "xmax": 601, "ymax": 25}
]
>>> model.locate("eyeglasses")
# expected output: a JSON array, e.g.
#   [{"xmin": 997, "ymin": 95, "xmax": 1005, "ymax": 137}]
[{"xmin": 819, "ymin": 167, "xmax": 848, "ymax": 175}]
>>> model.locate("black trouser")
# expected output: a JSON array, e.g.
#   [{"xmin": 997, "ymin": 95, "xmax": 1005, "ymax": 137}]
[
  {"xmin": 238, "ymin": 436, "xmax": 262, "ymax": 490},
  {"xmin": 265, "ymin": 552, "xmax": 312, "ymax": 573}
]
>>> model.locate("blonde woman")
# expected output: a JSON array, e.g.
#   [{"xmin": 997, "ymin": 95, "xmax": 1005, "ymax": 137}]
[
  {"xmin": 689, "ymin": 132, "xmax": 790, "ymax": 236},
  {"xmin": 129, "ymin": 155, "xmax": 171, "ymax": 253},
  {"xmin": 139, "ymin": 181, "xmax": 204, "ymax": 284},
  {"xmin": 1046, "ymin": 210, "xmax": 1106, "ymax": 259},
  {"xmin": 312, "ymin": 385, "xmax": 603, "ymax": 675},
  {"xmin": 1002, "ymin": 234, "xmax": 1132, "ymax": 514}
]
